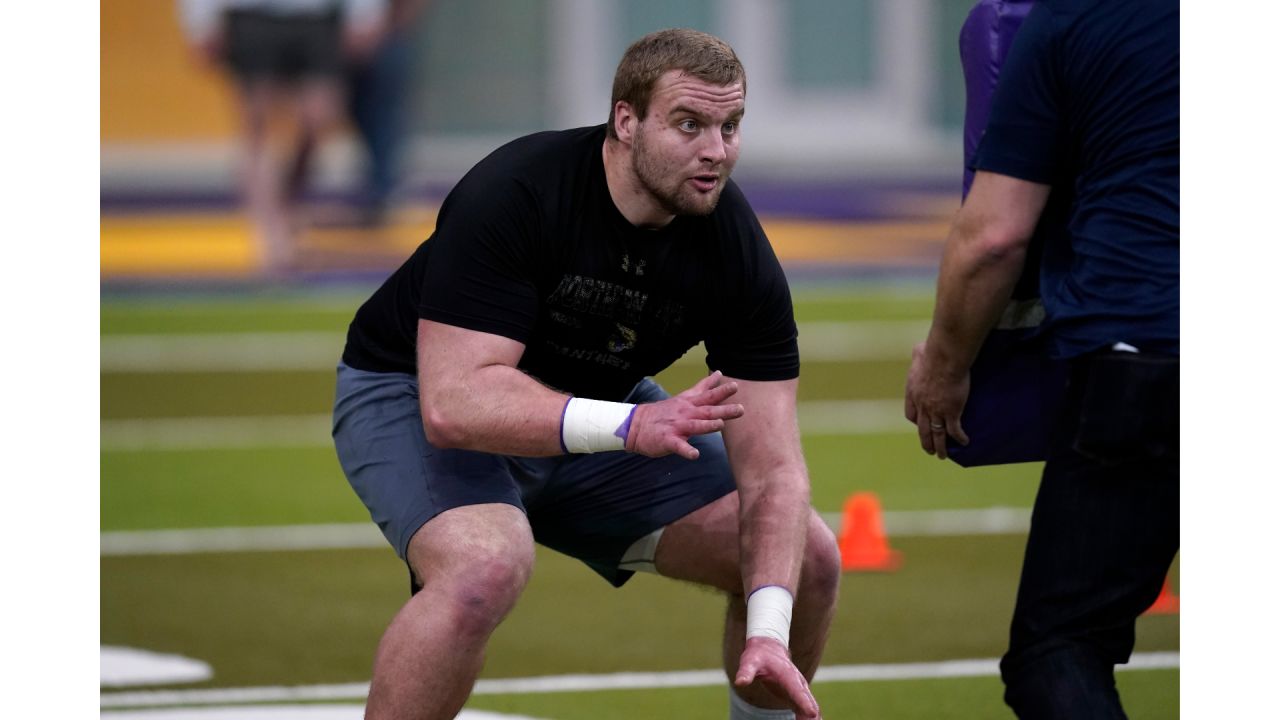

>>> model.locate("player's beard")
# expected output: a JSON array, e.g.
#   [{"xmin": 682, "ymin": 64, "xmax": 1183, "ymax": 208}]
[{"xmin": 631, "ymin": 125, "xmax": 725, "ymax": 217}]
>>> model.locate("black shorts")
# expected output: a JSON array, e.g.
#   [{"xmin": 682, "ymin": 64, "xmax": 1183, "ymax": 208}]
[
  {"xmin": 332, "ymin": 363, "xmax": 738, "ymax": 589},
  {"xmin": 223, "ymin": 9, "xmax": 343, "ymax": 82}
]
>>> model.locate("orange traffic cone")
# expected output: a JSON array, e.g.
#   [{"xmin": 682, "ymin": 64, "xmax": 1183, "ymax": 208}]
[
  {"xmin": 837, "ymin": 492, "xmax": 902, "ymax": 572},
  {"xmin": 1144, "ymin": 576, "xmax": 1179, "ymax": 615}
]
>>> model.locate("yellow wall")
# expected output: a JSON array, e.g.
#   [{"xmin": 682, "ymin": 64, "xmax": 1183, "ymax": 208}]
[{"xmin": 102, "ymin": 0, "xmax": 238, "ymax": 141}]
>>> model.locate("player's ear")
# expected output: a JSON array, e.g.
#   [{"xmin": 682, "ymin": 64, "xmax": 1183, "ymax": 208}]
[{"xmin": 613, "ymin": 101, "xmax": 638, "ymax": 143}]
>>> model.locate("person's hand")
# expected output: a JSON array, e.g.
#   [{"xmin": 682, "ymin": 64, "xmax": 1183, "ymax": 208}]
[
  {"xmin": 624, "ymin": 371, "xmax": 744, "ymax": 460},
  {"xmin": 189, "ymin": 29, "xmax": 226, "ymax": 68},
  {"xmin": 904, "ymin": 341, "xmax": 970, "ymax": 460},
  {"xmin": 343, "ymin": 20, "xmax": 389, "ymax": 62},
  {"xmin": 734, "ymin": 636, "xmax": 820, "ymax": 720}
]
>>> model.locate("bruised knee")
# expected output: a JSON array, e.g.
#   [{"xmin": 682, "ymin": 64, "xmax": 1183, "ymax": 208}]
[
  {"xmin": 448, "ymin": 554, "xmax": 533, "ymax": 637},
  {"xmin": 409, "ymin": 528, "xmax": 536, "ymax": 642},
  {"xmin": 428, "ymin": 551, "xmax": 533, "ymax": 640}
]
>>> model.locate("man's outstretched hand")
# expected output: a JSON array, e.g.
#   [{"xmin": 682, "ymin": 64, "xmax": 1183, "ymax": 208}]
[
  {"xmin": 625, "ymin": 371, "xmax": 744, "ymax": 460},
  {"xmin": 734, "ymin": 636, "xmax": 821, "ymax": 719}
]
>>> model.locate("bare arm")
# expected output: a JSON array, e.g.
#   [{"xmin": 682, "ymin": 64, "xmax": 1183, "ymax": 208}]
[
  {"xmin": 721, "ymin": 376, "xmax": 819, "ymax": 718},
  {"xmin": 722, "ymin": 377, "xmax": 810, "ymax": 595},
  {"xmin": 906, "ymin": 170, "xmax": 1051, "ymax": 457},
  {"xmin": 417, "ymin": 319, "xmax": 567, "ymax": 455},
  {"xmin": 417, "ymin": 318, "xmax": 745, "ymax": 457}
]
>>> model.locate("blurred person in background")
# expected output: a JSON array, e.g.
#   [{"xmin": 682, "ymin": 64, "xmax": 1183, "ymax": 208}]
[
  {"xmin": 332, "ymin": 28, "xmax": 838, "ymax": 720},
  {"xmin": 179, "ymin": 0, "xmax": 388, "ymax": 273},
  {"xmin": 905, "ymin": 1, "xmax": 1178, "ymax": 717},
  {"xmin": 345, "ymin": 0, "xmax": 430, "ymax": 226}
]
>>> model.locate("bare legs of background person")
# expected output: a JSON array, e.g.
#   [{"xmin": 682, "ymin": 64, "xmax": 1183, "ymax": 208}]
[
  {"xmin": 364, "ymin": 503, "xmax": 535, "ymax": 720},
  {"xmin": 656, "ymin": 493, "xmax": 842, "ymax": 713},
  {"xmin": 284, "ymin": 78, "xmax": 343, "ymax": 216},
  {"xmin": 236, "ymin": 78, "xmax": 343, "ymax": 276},
  {"xmin": 237, "ymin": 81, "xmax": 288, "ymax": 273}
]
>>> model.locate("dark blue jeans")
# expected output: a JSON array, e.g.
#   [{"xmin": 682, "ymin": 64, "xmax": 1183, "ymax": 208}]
[
  {"xmin": 1000, "ymin": 351, "xmax": 1179, "ymax": 719},
  {"xmin": 347, "ymin": 31, "xmax": 412, "ymax": 215}
]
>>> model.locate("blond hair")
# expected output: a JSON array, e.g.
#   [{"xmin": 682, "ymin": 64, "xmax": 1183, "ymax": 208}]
[{"xmin": 607, "ymin": 28, "xmax": 746, "ymax": 139}]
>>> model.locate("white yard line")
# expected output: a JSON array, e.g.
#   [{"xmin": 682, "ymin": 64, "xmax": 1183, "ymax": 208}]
[
  {"xmin": 102, "ymin": 706, "xmax": 360, "ymax": 720},
  {"xmin": 797, "ymin": 399, "xmax": 910, "ymax": 434},
  {"xmin": 101, "ymin": 415, "xmax": 335, "ymax": 451},
  {"xmin": 100, "ymin": 333, "xmax": 346, "ymax": 373},
  {"xmin": 873, "ymin": 506, "xmax": 1031, "ymax": 536},
  {"xmin": 99, "ymin": 321, "xmax": 929, "ymax": 373},
  {"xmin": 100, "ymin": 652, "xmax": 1179, "ymax": 709},
  {"xmin": 100, "ymin": 400, "xmax": 910, "ymax": 452},
  {"xmin": 100, "ymin": 508, "xmax": 1032, "ymax": 557},
  {"xmin": 101, "ymin": 524, "xmax": 389, "ymax": 555},
  {"xmin": 796, "ymin": 320, "xmax": 930, "ymax": 361},
  {"xmin": 100, "ymin": 709, "xmax": 545, "ymax": 719}
]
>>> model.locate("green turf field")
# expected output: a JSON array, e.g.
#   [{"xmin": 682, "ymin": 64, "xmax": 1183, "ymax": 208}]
[{"xmin": 100, "ymin": 284, "xmax": 1178, "ymax": 718}]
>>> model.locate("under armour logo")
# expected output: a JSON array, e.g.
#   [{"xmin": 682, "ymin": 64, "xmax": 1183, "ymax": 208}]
[{"xmin": 621, "ymin": 255, "xmax": 646, "ymax": 276}]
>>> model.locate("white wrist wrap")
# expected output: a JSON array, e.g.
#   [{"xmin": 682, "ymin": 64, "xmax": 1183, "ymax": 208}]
[
  {"xmin": 560, "ymin": 397, "xmax": 636, "ymax": 453},
  {"xmin": 745, "ymin": 585, "xmax": 793, "ymax": 646}
]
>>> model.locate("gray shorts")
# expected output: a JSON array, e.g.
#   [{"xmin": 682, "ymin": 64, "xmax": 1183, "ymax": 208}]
[{"xmin": 331, "ymin": 362, "xmax": 737, "ymax": 588}]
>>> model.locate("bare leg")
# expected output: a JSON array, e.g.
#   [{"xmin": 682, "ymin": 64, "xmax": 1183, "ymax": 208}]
[
  {"xmin": 285, "ymin": 78, "xmax": 342, "ymax": 202},
  {"xmin": 655, "ymin": 492, "xmax": 841, "ymax": 711},
  {"xmin": 278, "ymin": 77, "xmax": 343, "ymax": 263},
  {"xmin": 365, "ymin": 503, "xmax": 536, "ymax": 720},
  {"xmin": 235, "ymin": 80, "xmax": 293, "ymax": 273}
]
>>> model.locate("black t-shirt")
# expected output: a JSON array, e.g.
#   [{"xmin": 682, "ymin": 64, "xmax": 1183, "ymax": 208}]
[{"xmin": 342, "ymin": 125, "xmax": 799, "ymax": 401}]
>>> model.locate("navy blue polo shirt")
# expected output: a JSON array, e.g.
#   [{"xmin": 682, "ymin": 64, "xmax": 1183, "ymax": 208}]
[{"xmin": 974, "ymin": 0, "xmax": 1179, "ymax": 357}]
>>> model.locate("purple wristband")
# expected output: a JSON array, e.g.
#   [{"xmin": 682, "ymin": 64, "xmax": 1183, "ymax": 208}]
[
  {"xmin": 612, "ymin": 405, "xmax": 638, "ymax": 444},
  {"xmin": 747, "ymin": 584, "xmax": 793, "ymax": 600},
  {"xmin": 558, "ymin": 397, "xmax": 573, "ymax": 454}
]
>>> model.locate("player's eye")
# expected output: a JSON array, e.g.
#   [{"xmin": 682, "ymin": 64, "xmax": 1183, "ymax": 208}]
[{"xmin": 678, "ymin": 119, "xmax": 698, "ymax": 132}]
